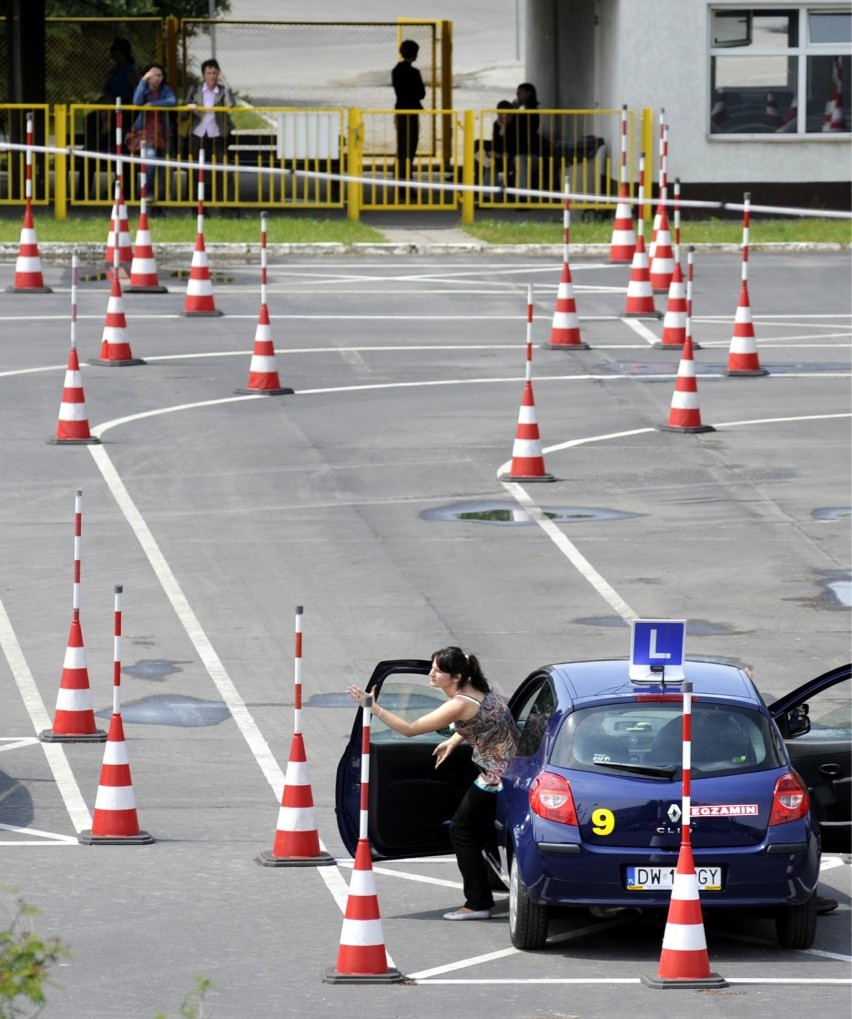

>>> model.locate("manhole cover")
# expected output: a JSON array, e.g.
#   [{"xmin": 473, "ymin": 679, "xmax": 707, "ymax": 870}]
[
  {"xmin": 98, "ymin": 694, "xmax": 230, "ymax": 727},
  {"xmin": 421, "ymin": 501, "xmax": 636, "ymax": 525}
]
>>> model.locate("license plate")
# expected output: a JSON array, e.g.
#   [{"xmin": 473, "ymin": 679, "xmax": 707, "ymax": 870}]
[{"xmin": 625, "ymin": 865, "xmax": 723, "ymax": 891}]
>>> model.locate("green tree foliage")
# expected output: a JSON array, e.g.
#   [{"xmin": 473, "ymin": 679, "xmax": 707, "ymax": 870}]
[
  {"xmin": 46, "ymin": 1, "xmax": 231, "ymax": 17},
  {"xmin": 0, "ymin": 889, "xmax": 70, "ymax": 1019}
]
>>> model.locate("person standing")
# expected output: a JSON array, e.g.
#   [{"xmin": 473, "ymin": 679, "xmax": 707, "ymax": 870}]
[
  {"xmin": 347, "ymin": 646, "xmax": 518, "ymax": 920},
  {"xmin": 391, "ymin": 38, "xmax": 426, "ymax": 182},
  {"xmin": 131, "ymin": 63, "xmax": 177, "ymax": 201},
  {"xmin": 185, "ymin": 59, "xmax": 236, "ymax": 163}
]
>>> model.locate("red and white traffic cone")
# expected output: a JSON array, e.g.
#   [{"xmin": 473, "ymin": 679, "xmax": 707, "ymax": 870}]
[
  {"xmin": 48, "ymin": 253, "xmax": 101, "ymax": 444},
  {"xmin": 642, "ymin": 841, "xmax": 726, "ymax": 988},
  {"xmin": 89, "ymin": 273, "xmax": 145, "ymax": 366},
  {"xmin": 324, "ymin": 836, "xmax": 403, "ymax": 983},
  {"xmin": 8, "ymin": 205, "xmax": 52, "ymax": 294},
  {"xmin": 104, "ymin": 187, "xmax": 133, "ymax": 280},
  {"xmin": 658, "ymin": 334, "xmax": 714, "ymax": 434},
  {"xmin": 623, "ymin": 154, "xmax": 658, "ymax": 318},
  {"xmin": 236, "ymin": 213, "xmax": 293, "ymax": 394},
  {"xmin": 183, "ymin": 150, "xmax": 222, "ymax": 316},
  {"xmin": 126, "ymin": 149, "xmax": 167, "ymax": 293},
  {"xmin": 724, "ymin": 194, "xmax": 767, "ymax": 377},
  {"xmin": 649, "ymin": 206, "xmax": 675, "ymax": 292},
  {"xmin": 764, "ymin": 92, "xmax": 783, "ymax": 129},
  {"xmin": 544, "ymin": 191, "xmax": 589, "ymax": 350},
  {"xmin": 500, "ymin": 287, "xmax": 555, "ymax": 481},
  {"xmin": 658, "ymin": 259, "xmax": 686, "ymax": 348},
  {"xmin": 6, "ymin": 114, "xmax": 52, "ymax": 293},
  {"xmin": 79, "ymin": 585, "xmax": 154, "ymax": 845},
  {"xmin": 609, "ymin": 105, "xmax": 635, "ymax": 263},
  {"xmin": 257, "ymin": 732, "xmax": 334, "ymax": 867}
]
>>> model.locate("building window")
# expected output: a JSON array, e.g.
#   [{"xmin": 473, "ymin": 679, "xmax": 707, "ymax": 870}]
[{"xmin": 710, "ymin": 6, "xmax": 851, "ymax": 134}]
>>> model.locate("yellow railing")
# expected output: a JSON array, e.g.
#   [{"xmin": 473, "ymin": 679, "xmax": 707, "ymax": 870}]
[{"xmin": 0, "ymin": 103, "xmax": 650, "ymax": 220}]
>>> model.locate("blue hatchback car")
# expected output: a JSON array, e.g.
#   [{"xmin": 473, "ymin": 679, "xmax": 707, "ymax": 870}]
[{"xmin": 335, "ymin": 658, "xmax": 850, "ymax": 951}]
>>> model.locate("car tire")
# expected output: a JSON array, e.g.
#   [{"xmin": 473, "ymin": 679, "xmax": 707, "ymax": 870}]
[
  {"xmin": 509, "ymin": 855, "xmax": 548, "ymax": 950},
  {"xmin": 775, "ymin": 890, "xmax": 818, "ymax": 949}
]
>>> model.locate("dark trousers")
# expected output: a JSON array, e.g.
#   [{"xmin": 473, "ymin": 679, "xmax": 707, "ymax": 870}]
[
  {"xmin": 448, "ymin": 783, "xmax": 497, "ymax": 911},
  {"xmin": 395, "ymin": 112, "xmax": 419, "ymax": 180}
]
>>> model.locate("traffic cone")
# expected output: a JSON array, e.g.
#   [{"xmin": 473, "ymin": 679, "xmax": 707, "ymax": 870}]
[
  {"xmin": 104, "ymin": 186, "xmax": 133, "ymax": 279},
  {"xmin": 658, "ymin": 334, "xmax": 714, "ymax": 433},
  {"xmin": 89, "ymin": 273, "xmax": 145, "ymax": 366},
  {"xmin": 182, "ymin": 231, "xmax": 222, "ymax": 316},
  {"xmin": 658, "ymin": 260, "xmax": 686, "ymax": 348},
  {"xmin": 827, "ymin": 88, "xmax": 846, "ymax": 131},
  {"xmin": 79, "ymin": 709, "xmax": 154, "ymax": 844},
  {"xmin": 649, "ymin": 206, "xmax": 675, "ymax": 292},
  {"xmin": 723, "ymin": 281, "xmax": 768, "ymax": 376},
  {"xmin": 6, "ymin": 204, "xmax": 52, "ymax": 293},
  {"xmin": 235, "ymin": 303, "xmax": 293, "ymax": 395},
  {"xmin": 764, "ymin": 92, "xmax": 782, "ymax": 128},
  {"xmin": 623, "ymin": 235, "xmax": 658, "ymax": 317},
  {"xmin": 544, "ymin": 261, "xmax": 588, "ymax": 349},
  {"xmin": 125, "ymin": 207, "xmax": 167, "ymax": 293},
  {"xmin": 498, "ymin": 381, "xmax": 555, "ymax": 482},
  {"xmin": 609, "ymin": 185, "xmax": 635, "ymax": 263},
  {"xmin": 641, "ymin": 842, "xmax": 726, "ymax": 988},
  {"xmin": 257, "ymin": 732, "xmax": 334, "ymax": 867},
  {"xmin": 40, "ymin": 616, "xmax": 106, "ymax": 743},
  {"xmin": 779, "ymin": 95, "xmax": 798, "ymax": 132},
  {"xmin": 323, "ymin": 838, "xmax": 403, "ymax": 984},
  {"xmin": 47, "ymin": 341, "xmax": 101, "ymax": 445}
]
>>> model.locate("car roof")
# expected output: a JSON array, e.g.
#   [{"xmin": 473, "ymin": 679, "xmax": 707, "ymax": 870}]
[{"xmin": 543, "ymin": 659, "xmax": 760, "ymax": 708}]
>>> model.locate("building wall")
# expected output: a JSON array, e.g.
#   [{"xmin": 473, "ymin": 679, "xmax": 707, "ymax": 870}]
[{"xmin": 526, "ymin": 0, "xmax": 851, "ymax": 205}]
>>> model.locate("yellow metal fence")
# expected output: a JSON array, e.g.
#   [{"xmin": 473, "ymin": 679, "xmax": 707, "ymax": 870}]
[{"xmin": 1, "ymin": 104, "xmax": 649, "ymax": 221}]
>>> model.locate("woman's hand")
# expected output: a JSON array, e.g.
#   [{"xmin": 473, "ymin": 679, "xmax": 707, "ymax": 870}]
[
  {"xmin": 432, "ymin": 738, "xmax": 456, "ymax": 769},
  {"xmin": 346, "ymin": 684, "xmax": 368, "ymax": 707}
]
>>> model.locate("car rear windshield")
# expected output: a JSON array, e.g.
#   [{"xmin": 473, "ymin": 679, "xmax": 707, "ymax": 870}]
[{"xmin": 551, "ymin": 701, "xmax": 785, "ymax": 777}]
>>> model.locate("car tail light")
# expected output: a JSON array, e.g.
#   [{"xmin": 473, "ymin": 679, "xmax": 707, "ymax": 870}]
[
  {"xmin": 768, "ymin": 772, "xmax": 810, "ymax": 826},
  {"xmin": 529, "ymin": 771, "xmax": 578, "ymax": 826}
]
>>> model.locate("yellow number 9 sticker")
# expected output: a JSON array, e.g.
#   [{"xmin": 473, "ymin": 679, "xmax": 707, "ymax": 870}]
[{"xmin": 591, "ymin": 808, "xmax": 615, "ymax": 836}]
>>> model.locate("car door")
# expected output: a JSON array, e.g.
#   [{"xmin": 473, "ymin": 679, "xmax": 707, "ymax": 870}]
[
  {"xmin": 334, "ymin": 659, "xmax": 478, "ymax": 859},
  {"xmin": 770, "ymin": 663, "xmax": 851, "ymax": 853}
]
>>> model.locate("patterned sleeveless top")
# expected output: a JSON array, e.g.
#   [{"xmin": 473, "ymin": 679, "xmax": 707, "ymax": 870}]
[{"xmin": 453, "ymin": 690, "xmax": 519, "ymax": 788}]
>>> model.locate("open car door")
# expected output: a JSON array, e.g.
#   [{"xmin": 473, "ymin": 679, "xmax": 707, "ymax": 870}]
[
  {"xmin": 770, "ymin": 663, "xmax": 851, "ymax": 853},
  {"xmin": 334, "ymin": 659, "xmax": 479, "ymax": 859}
]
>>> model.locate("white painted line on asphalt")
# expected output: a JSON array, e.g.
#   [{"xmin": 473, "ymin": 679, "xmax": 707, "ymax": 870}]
[
  {"xmin": 0, "ymin": 822, "xmax": 78, "ymax": 844},
  {"xmin": 0, "ymin": 598, "xmax": 92, "ymax": 833},
  {"xmin": 0, "ymin": 737, "xmax": 40, "ymax": 752},
  {"xmin": 621, "ymin": 317, "xmax": 662, "ymax": 345}
]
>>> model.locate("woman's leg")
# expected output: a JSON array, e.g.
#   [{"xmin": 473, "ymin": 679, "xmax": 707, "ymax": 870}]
[{"xmin": 448, "ymin": 783, "xmax": 497, "ymax": 911}]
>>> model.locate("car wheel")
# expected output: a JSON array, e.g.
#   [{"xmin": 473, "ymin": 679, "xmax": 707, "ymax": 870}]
[
  {"xmin": 775, "ymin": 891, "xmax": 818, "ymax": 949},
  {"xmin": 509, "ymin": 855, "xmax": 548, "ymax": 950}
]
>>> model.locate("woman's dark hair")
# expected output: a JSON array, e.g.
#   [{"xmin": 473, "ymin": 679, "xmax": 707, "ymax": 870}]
[
  {"xmin": 432, "ymin": 646, "xmax": 490, "ymax": 693},
  {"xmin": 111, "ymin": 38, "xmax": 133, "ymax": 62},
  {"xmin": 143, "ymin": 62, "xmax": 166, "ymax": 80},
  {"xmin": 400, "ymin": 39, "xmax": 420, "ymax": 60},
  {"xmin": 517, "ymin": 82, "xmax": 539, "ymax": 107}
]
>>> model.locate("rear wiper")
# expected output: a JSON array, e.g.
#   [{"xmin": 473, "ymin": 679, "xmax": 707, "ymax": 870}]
[{"xmin": 592, "ymin": 761, "xmax": 677, "ymax": 779}]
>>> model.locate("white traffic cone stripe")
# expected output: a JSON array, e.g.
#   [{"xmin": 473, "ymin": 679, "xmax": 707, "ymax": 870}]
[
  {"xmin": 187, "ymin": 280, "xmax": 213, "ymax": 296},
  {"xmin": 730, "ymin": 338, "xmax": 758, "ymax": 354},
  {"xmin": 662, "ymin": 923, "xmax": 708, "ymax": 951},
  {"xmin": 517, "ymin": 406, "xmax": 538, "ymax": 425},
  {"xmin": 63, "ymin": 369, "xmax": 83, "ymax": 387},
  {"xmin": 102, "ymin": 327, "xmax": 128, "ymax": 342},
  {"xmin": 677, "ymin": 361, "xmax": 697, "ymax": 378},
  {"xmin": 672, "ymin": 393, "xmax": 700, "ymax": 410},
  {"xmin": 511, "ymin": 439, "xmax": 543, "ymax": 457},
  {"xmin": 348, "ymin": 870, "xmax": 378, "ymax": 896},
  {"xmin": 250, "ymin": 355, "xmax": 278, "ymax": 373},
  {"xmin": 284, "ymin": 760, "xmax": 310, "ymax": 784},
  {"xmin": 103, "ymin": 741, "xmax": 130, "ymax": 765},
  {"xmin": 339, "ymin": 919, "xmax": 385, "ymax": 945},
  {"xmin": 58, "ymin": 404, "xmax": 90, "ymax": 421},
  {"xmin": 552, "ymin": 311, "xmax": 578, "ymax": 327},
  {"xmin": 63, "ymin": 645, "xmax": 87, "ymax": 668},
  {"xmin": 277, "ymin": 805, "xmax": 318, "ymax": 831},
  {"xmin": 94, "ymin": 785, "xmax": 137, "ymax": 811},
  {"xmin": 16, "ymin": 256, "xmax": 42, "ymax": 272},
  {"xmin": 132, "ymin": 257, "xmax": 157, "ymax": 273},
  {"xmin": 55, "ymin": 689, "xmax": 95, "ymax": 712}
]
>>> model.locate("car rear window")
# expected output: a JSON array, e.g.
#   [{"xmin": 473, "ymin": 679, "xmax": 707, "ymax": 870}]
[{"xmin": 551, "ymin": 701, "xmax": 784, "ymax": 777}]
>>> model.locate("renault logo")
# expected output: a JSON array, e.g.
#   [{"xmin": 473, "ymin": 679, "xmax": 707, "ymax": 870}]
[{"xmin": 667, "ymin": 803, "xmax": 682, "ymax": 823}]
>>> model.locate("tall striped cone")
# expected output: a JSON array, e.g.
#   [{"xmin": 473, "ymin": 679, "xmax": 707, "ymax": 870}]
[
  {"xmin": 545, "ymin": 191, "xmax": 588, "ymax": 349},
  {"xmin": 257, "ymin": 732, "xmax": 334, "ymax": 867},
  {"xmin": 649, "ymin": 206, "xmax": 675, "ymax": 292},
  {"xmin": 40, "ymin": 616, "xmax": 106, "ymax": 742},
  {"xmin": 8, "ymin": 205, "xmax": 52, "ymax": 293},
  {"xmin": 324, "ymin": 838, "xmax": 403, "ymax": 984},
  {"xmin": 89, "ymin": 273, "xmax": 145, "ymax": 366},
  {"xmin": 79, "ymin": 585, "xmax": 153, "ymax": 845},
  {"xmin": 499, "ymin": 381, "xmax": 554, "ymax": 481},
  {"xmin": 126, "ymin": 150, "xmax": 167, "ymax": 294},
  {"xmin": 658, "ymin": 334, "xmax": 714, "ymax": 433},
  {"xmin": 609, "ymin": 104, "xmax": 635, "ymax": 263},
  {"xmin": 658, "ymin": 259, "xmax": 686, "ymax": 348},
  {"xmin": 642, "ymin": 842, "xmax": 726, "ymax": 988},
  {"xmin": 724, "ymin": 281, "xmax": 767, "ymax": 375},
  {"xmin": 182, "ymin": 230, "xmax": 221, "ymax": 315}
]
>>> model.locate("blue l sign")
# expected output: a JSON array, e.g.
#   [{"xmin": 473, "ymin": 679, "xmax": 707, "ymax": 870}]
[{"xmin": 629, "ymin": 619, "xmax": 687, "ymax": 681}]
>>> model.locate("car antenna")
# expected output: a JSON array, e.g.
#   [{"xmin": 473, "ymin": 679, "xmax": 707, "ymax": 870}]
[{"xmin": 651, "ymin": 664, "xmax": 666, "ymax": 687}]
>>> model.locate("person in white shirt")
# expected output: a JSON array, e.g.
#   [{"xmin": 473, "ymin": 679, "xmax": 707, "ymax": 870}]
[{"xmin": 185, "ymin": 59, "xmax": 235, "ymax": 162}]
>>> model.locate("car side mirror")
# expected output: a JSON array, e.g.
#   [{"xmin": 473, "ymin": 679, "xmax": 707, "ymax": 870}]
[{"xmin": 786, "ymin": 704, "xmax": 811, "ymax": 738}]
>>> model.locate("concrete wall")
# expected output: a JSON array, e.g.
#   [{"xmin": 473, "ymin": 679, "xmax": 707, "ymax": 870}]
[{"xmin": 526, "ymin": 0, "xmax": 851, "ymax": 205}]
